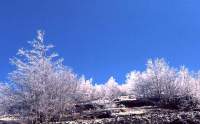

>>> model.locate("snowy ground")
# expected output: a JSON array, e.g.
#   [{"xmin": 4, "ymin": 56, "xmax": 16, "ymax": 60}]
[
  {"xmin": 1, "ymin": 106, "xmax": 200, "ymax": 124},
  {"xmin": 64, "ymin": 106, "xmax": 200, "ymax": 124},
  {"xmin": 0, "ymin": 115, "xmax": 18, "ymax": 121}
]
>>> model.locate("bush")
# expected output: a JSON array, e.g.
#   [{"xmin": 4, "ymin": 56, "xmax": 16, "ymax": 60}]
[
  {"xmin": 159, "ymin": 96, "xmax": 198, "ymax": 110},
  {"xmin": 126, "ymin": 59, "xmax": 200, "ymax": 110}
]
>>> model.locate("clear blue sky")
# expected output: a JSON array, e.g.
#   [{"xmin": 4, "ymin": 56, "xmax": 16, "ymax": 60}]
[{"xmin": 1, "ymin": 0, "xmax": 200, "ymax": 83}]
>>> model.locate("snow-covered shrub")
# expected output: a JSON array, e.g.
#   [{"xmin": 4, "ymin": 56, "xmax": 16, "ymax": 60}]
[
  {"xmin": 159, "ymin": 95, "xmax": 198, "ymax": 110},
  {"xmin": 125, "ymin": 58, "xmax": 200, "ymax": 109},
  {"xmin": 126, "ymin": 58, "xmax": 178, "ymax": 99}
]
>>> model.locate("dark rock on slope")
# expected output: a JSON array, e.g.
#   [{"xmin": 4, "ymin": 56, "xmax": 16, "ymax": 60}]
[
  {"xmin": 0, "ymin": 120, "xmax": 21, "ymax": 124},
  {"xmin": 115, "ymin": 98, "xmax": 155, "ymax": 108},
  {"xmin": 75, "ymin": 103, "xmax": 104, "ymax": 113}
]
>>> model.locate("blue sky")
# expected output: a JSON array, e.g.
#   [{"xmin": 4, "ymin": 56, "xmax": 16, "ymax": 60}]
[{"xmin": 1, "ymin": 0, "xmax": 200, "ymax": 83}]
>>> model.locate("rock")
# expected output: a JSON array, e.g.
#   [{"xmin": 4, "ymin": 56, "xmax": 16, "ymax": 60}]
[
  {"xmin": 75, "ymin": 103, "xmax": 104, "ymax": 113},
  {"xmin": 82, "ymin": 110, "xmax": 112, "ymax": 119},
  {"xmin": 115, "ymin": 98, "xmax": 155, "ymax": 108}
]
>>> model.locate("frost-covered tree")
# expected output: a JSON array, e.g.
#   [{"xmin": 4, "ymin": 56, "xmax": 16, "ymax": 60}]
[
  {"xmin": 93, "ymin": 84, "xmax": 106, "ymax": 100},
  {"xmin": 123, "ymin": 58, "xmax": 200, "ymax": 109},
  {"xmin": 0, "ymin": 31, "xmax": 80, "ymax": 122},
  {"xmin": 193, "ymin": 71, "xmax": 200, "ymax": 100},
  {"xmin": 104, "ymin": 77, "xmax": 122, "ymax": 100},
  {"xmin": 124, "ymin": 71, "xmax": 142, "ymax": 95},
  {"xmin": 126, "ymin": 58, "xmax": 178, "ymax": 99},
  {"xmin": 144, "ymin": 58, "xmax": 178, "ymax": 99},
  {"xmin": 175, "ymin": 66, "xmax": 195, "ymax": 97},
  {"xmin": 0, "ymin": 82, "xmax": 10, "ymax": 115},
  {"xmin": 77, "ymin": 76, "xmax": 96, "ymax": 102}
]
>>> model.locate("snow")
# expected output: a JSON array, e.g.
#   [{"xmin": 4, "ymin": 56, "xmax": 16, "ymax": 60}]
[{"xmin": 0, "ymin": 115, "xmax": 18, "ymax": 121}]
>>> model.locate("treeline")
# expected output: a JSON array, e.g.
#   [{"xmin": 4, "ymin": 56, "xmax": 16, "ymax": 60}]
[{"xmin": 0, "ymin": 31, "xmax": 200, "ymax": 123}]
